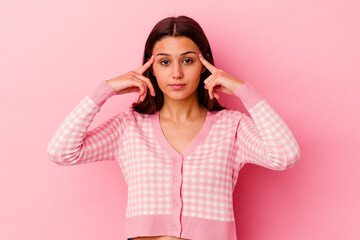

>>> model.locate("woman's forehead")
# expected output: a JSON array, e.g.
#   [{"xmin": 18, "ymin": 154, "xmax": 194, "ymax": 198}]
[{"xmin": 153, "ymin": 36, "xmax": 200, "ymax": 56}]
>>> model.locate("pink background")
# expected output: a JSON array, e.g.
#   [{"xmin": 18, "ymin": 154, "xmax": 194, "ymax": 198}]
[{"xmin": 1, "ymin": 0, "xmax": 359, "ymax": 239}]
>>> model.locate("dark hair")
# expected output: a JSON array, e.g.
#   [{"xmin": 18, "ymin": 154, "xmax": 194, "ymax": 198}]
[{"xmin": 131, "ymin": 15, "xmax": 227, "ymax": 114}]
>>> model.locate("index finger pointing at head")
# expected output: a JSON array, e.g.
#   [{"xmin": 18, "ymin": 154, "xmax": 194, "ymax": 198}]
[
  {"xmin": 199, "ymin": 53, "xmax": 218, "ymax": 74},
  {"xmin": 135, "ymin": 55, "xmax": 154, "ymax": 74}
]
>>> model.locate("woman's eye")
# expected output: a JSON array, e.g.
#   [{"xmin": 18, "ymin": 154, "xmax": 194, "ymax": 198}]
[
  {"xmin": 159, "ymin": 59, "xmax": 193, "ymax": 65},
  {"xmin": 184, "ymin": 59, "xmax": 193, "ymax": 64}
]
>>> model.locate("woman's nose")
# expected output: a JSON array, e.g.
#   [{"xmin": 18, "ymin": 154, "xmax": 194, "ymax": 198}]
[{"xmin": 172, "ymin": 62, "xmax": 183, "ymax": 79}]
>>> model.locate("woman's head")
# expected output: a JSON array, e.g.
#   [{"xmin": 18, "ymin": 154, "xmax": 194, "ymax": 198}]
[
  {"xmin": 152, "ymin": 36, "xmax": 205, "ymax": 104},
  {"xmin": 131, "ymin": 15, "xmax": 226, "ymax": 114}
]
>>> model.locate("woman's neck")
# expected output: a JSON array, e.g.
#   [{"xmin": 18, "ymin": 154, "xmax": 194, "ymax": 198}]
[{"xmin": 159, "ymin": 93, "xmax": 207, "ymax": 122}]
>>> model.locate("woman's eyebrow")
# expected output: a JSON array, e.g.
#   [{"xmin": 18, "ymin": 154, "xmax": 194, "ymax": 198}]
[{"xmin": 156, "ymin": 51, "xmax": 196, "ymax": 57}]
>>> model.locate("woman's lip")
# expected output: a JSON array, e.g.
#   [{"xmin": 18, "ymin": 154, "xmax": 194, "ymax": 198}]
[{"xmin": 170, "ymin": 84, "xmax": 186, "ymax": 89}]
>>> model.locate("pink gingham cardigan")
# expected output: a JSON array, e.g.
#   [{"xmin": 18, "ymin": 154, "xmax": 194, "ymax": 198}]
[{"xmin": 47, "ymin": 80, "xmax": 300, "ymax": 240}]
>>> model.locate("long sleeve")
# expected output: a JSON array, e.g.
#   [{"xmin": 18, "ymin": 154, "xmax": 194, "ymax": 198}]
[
  {"xmin": 234, "ymin": 82, "xmax": 300, "ymax": 171},
  {"xmin": 47, "ymin": 80, "xmax": 129, "ymax": 166}
]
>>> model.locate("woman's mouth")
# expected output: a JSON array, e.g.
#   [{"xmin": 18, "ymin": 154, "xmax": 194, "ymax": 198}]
[{"xmin": 169, "ymin": 84, "xmax": 186, "ymax": 89}]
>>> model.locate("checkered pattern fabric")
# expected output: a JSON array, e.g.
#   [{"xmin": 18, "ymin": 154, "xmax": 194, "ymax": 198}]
[{"xmin": 47, "ymin": 80, "xmax": 300, "ymax": 240}]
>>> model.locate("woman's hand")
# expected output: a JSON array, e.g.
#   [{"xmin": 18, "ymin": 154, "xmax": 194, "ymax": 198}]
[
  {"xmin": 199, "ymin": 53, "xmax": 245, "ymax": 100},
  {"xmin": 105, "ymin": 55, "xmax": 155, "ymax": 102}
]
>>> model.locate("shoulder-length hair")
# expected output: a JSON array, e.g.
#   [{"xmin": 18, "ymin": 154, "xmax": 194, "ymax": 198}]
[{"xmin": 131, "ymin": 15, "xmax": 227, "ymax": 114}]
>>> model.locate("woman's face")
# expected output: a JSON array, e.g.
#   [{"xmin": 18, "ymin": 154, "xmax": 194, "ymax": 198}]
[{"xmin": 151, "ymin": 36, "xmax": 205, "ymax": 101}]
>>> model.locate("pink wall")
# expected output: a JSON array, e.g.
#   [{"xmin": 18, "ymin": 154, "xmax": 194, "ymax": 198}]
[{"xmin": 1, "ymin": 0, "xmax": 359, "ymax": 239}]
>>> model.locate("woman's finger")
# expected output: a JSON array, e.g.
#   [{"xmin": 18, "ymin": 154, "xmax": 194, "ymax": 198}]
[
  {"xmin": 132, "ymin": 71, "xmax": 156, "ymax": 96},
  {"xmin": 198, "ymin": 53, "xmax": 218, "ymax": 74},
  {"xmin": 213, "ymin": 89, "xmax": 220, "ymax": 100},
  {"xmin": 128, "ymin": 77, "xmax": 147, "ymax": 101},
  {"xmin": 204, "ymin": 72, "xmax": 216, "ymax": 86},
  {"xmin": 203, "ymin": 73, "xmax": 214, "ymax": 87},
  {"xmin": 207, "ymin": 77, "xmax": 220, "ymax": 100},
  {"xmin": 203, "ymin": 74, "xmax": 216, "ymax": 99},
  {"xmin": 135, "ymin": 55, "xmax": 154, "ymax": 74}
]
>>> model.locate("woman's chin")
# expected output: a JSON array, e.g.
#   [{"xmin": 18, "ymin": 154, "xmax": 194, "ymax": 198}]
[{"xmin": 163, "ymin": 92, "xmax": 198, "ymax": 101}]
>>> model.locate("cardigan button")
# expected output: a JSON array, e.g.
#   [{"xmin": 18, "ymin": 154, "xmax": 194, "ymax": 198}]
[
  {"xmin": 173, "ymin": 225, "xmax": 178, "ymax": 231},
  {"xmin": 174, "ymin": 201, "xmax": 179, "ymax": 207},
  {"xmin": 174, "ymin": 177, "xmax": 179, "ymax": 182}
]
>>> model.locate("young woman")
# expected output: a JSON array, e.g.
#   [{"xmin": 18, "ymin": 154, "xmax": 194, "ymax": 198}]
[{"xmin": 47, "ymin": 15, "xmax": 300, "ymax": 240}]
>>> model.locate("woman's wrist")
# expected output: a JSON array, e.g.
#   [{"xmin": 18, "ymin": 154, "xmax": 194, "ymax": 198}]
[{"xmin": 88, "ymin": 80, "xmax": 117, "ymax": 106}]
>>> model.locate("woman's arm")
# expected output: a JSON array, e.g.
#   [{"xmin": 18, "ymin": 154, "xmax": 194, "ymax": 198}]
[
  {"xmin": 234, "ymin": 82, "xmax": 301, "ymax": 171},
  {"xmin": 197, "ymin": 53, "xmax": 300, "ymax": 171},
  {"xmin": 47, "ymin": 80, "xmax": 128, "ymax": 165}
]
